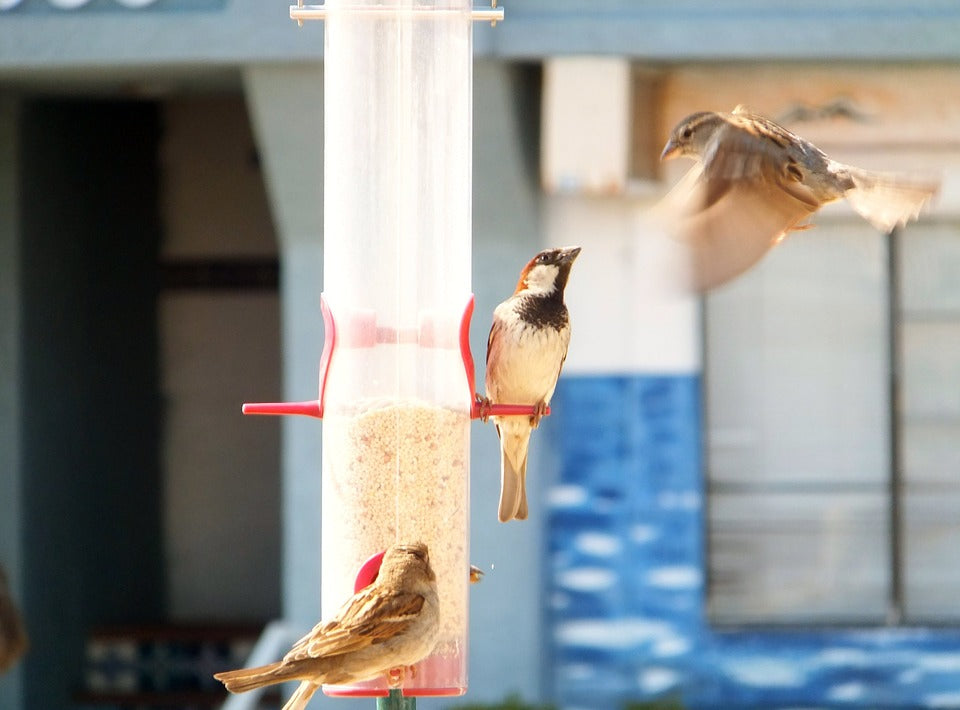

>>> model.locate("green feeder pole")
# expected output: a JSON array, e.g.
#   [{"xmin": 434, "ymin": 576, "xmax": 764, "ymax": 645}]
[{"xmin": 377, "ymin": 689, "xmax": 416, "ymax": 710}]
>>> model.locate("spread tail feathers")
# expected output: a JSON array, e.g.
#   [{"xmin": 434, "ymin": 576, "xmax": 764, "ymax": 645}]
[{"xmin": 845, "ymin": 168, "xmax": 939, "ymax": 233}]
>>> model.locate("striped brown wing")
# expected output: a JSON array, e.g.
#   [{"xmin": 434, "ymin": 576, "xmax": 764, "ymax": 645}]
[
  {"xmin": 284, "ymin": 590, "xmax": 425, "ymax": 661},
  {"xmin": 700, "ymin": 118, "xmax": 819, "ymax": 211},
  {"xmin": 484, "ymin": 314, "xmax": 508, "ymax": 399},
  {"xmin": 656, "ymin": 161, "xmax": 817, "ymax": 291}
]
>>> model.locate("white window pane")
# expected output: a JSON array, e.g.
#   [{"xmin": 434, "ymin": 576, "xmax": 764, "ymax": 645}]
[
  {"xmin": 705, "ymin": 225, "xmax": 890, "ymax": 623},
  {"xmin": 904, "ymin": 491, "xmax": 960, "ymax": 621},
  {"xmin": 903, "ymin": 422, "xmax": 960, "ymax": 485},
  {"xmin": 900, "ymin": 224, "xmax": 960, "ymax": 620},
  {"xmin": 902, "ymin": 321, "xmax": 960, "ymax": 422},
  {"xmin": 901, "ymin": 223, "xmax": 960, "ymax": 315},
  {"xmin": 705, "ymin": 226, "xmax": 889, "ymax": 488},
  {"xmin": 710, "ymin": 491, "xmax": 889, "ymax": 624}
]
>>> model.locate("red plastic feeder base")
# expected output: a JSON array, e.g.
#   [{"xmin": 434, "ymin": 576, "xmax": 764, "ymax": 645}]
[{"xmin": 323, "ymin": 655, "xmax": 467, "ymax": 698}]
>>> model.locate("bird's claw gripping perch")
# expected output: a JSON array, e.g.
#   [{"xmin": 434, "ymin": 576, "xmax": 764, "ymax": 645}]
[
  {"xmin": 474, "ymin": 394, "xmax": 492, "ymax": 422},
  {"xmin": 387, "ymin": 665, "xmax": 418, "ymax": 688},
  {"xmin": 530, "ymin": 400, "xmax": 548, "ymax": 429}
]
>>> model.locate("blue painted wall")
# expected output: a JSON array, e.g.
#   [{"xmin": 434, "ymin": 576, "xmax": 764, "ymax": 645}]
[{"xmin": 546, "ymin": 375, "xmax": 960, "ymax": 710}]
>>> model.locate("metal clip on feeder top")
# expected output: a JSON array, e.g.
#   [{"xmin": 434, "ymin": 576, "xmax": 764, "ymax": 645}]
[
  {"xmin": 241, "ymin": 295, "xmax": 550, "ymax": 422},
  {"xmin": 290, "ymin": 0, "xmax": 504, "ymax": 27}
]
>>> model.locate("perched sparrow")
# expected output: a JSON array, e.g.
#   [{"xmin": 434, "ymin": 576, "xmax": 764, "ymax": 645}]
[
  {"xmin": 483, "ymin": 246, "xmax": 580, "ymax": 522},
  {"xmin": 214, "ymin": 542, "xmax": 439, "ymax": 710},
  {"xmin": 469, "ymin": 565, "xmax": 484, "ymax": 585},
  {"xmin": 657, "ymin": 105, "xmax": 939, "ymax": 290},
  {"xmin": 0, "ymin": 565, "xmax": 28, "ymax": 673}
]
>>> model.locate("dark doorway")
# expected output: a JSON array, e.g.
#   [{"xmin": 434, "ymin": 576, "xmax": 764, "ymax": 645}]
[{"xmin": 19, "ymin": 98, "xmax": 164, "ymax": 709}]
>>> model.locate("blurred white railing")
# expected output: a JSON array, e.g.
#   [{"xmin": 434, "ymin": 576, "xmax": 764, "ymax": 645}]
[{"xmin": 220, "ymin": 620, "xmax": 303, "ymax": 710}]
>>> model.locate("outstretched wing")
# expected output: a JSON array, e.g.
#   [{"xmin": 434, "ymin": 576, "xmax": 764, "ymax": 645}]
[{"xmin": 654, "ymin": 118, "xmax": 819, "ymax": 291}]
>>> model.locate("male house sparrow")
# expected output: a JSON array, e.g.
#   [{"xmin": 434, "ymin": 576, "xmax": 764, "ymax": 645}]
[
  {"xmin": 658, "ymin": 105, "xmax": 939, "ymax": 290},
  {"xmin": 483, "ymin": 246, "xmax": 580, "ymax": 522},
  {"xmin": 214, "ymin": 542, "xmax": 439, "ymax": 710}
]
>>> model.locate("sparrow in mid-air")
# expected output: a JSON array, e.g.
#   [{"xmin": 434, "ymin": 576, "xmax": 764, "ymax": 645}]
[
  {"xmin": 214, "ymin": 542, "xmax": 439, "ymax": 710},
  {"xmin": 482, "ymin": 246, "xmax": 580, "ymax": 523},
  {"xmin": 657, "ymin": 105, "xmax": 939, "ymax": 290}
]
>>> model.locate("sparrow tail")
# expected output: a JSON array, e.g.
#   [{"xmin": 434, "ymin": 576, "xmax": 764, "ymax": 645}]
[
  {"xmin": 515, "ymin": 470, "xmax": 529, "ymax": 521},
  {"xmin": 498, "ymin": 426, "xmax": 530, "ymax": 522},
  {"xmin": 845, "ymin": 168, "xmax": 939, "ymax": 233},
  {"xmin": 214, "ymin": 661, "xmax": 304, "ymax": 694},
  {"xmin": 282, "ymin": 681, "xmax": 319, "ymax": 710}
]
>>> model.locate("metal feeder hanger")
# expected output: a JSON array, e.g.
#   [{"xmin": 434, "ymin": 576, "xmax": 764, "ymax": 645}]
[{"xmin": 290, "ymin": 0, "xmax": 504, "ymax": 27}]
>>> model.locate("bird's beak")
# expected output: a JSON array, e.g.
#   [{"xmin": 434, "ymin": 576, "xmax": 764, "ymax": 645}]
[
  {"xmin": 559, "ymin": 246, "xmax": 581, "ymax": 264},
  {"xmin": 660, "ymin": 139, "xmax": 679, "ymax": 162}
]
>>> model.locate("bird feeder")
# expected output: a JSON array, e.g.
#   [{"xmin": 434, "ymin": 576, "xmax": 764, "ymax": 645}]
[
  {"xmin": 241, "ymin": 0, "xmax": 552, "ymax": 700},
  {"xmin": 316, "ymin": 0, "xmax": 475, "ymax": 695}
]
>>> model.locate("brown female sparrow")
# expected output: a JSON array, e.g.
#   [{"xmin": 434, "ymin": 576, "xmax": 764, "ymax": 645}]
[
  {"xmin": 483, "ymin": 246, "xmax": 580, "ymax": 522},
  {"xmin": 658, "ymin": 106, "xmax": 939, "ymax": 290},
  {"xmin": 214, "ymin": 542, "xmax": 439, "ymax": 710},
  {"xmin": 0, "ymin": 565, "xmax": 28, "ymax": 673}
]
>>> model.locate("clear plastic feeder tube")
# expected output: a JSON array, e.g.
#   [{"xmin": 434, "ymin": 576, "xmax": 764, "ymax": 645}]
[{"xmin": 320, "ymin": 0, "xmax": 472, "ymax": 697}]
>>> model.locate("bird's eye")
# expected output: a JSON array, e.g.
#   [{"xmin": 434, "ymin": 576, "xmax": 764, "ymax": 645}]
[
  {"xmin": 680, "ymin": 126, "xmax": 693, "ymax": 140},
  {"xmin": 537, "ymin": 254, "xmax": 550, "ymax": 264}
]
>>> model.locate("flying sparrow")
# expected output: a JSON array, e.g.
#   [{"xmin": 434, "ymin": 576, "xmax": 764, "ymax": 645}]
[
  {"xmin": 0, "ymin": 565, "xmax": 28, "ymax": 673},
  {"xmin": 483, "ymin": 246, "xmax": 580, "ymax": 522},
  {"xmin": 214, "ymin": 542, "xmax": 439, "ymax": 710},
  {"xmin": 658, "ymin": 105, "xmax": 939, "ymax": 290}
]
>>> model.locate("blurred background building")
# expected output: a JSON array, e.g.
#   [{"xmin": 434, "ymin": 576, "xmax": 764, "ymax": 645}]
[{"xmin": 1, "ymin": 2, "xmax": 960, "ymax": 709}]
